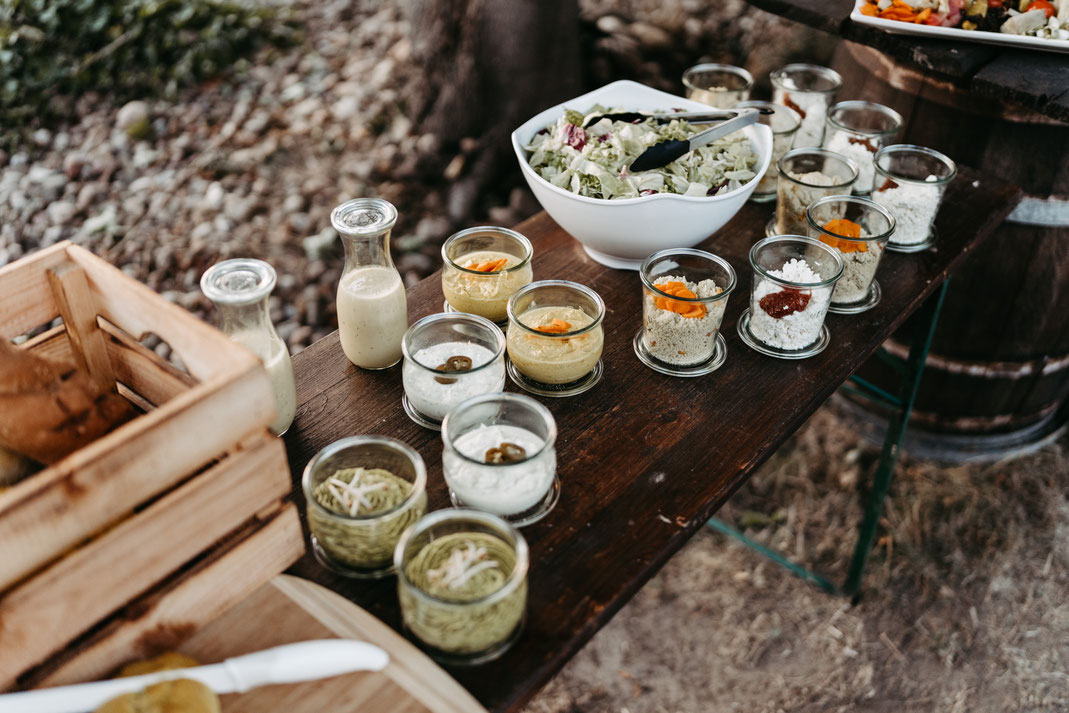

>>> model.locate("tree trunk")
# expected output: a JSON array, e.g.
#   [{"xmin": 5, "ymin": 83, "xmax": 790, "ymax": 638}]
[{"xmin": 400, "ymin": 0, "xmax": 582, "ymax": 221}]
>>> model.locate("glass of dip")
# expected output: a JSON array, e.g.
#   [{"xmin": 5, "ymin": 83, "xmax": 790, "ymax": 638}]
[
  {"xmin": 733, "ymin": 100, "xmax": 801, "ymax": 203},
  {"xmin": 441, "ymin": 393, "xmax": 558, "ymax": 527},
  {"xmin": 505, "ymin": 280, "xmax": 606, "ymax": 397},
  {"xmin": 770, "ymin": 64, "xmax": 843, "ymax": 148},
  {"xmin": 737, "ymin": 235, "xmax": 843, "ymax": 360},
  {"xmin": 870, "ymin": 144, "xmax": 956, "ymax": 253},
  {"xmin": 805, "ymin": 195, "xmax": 896, "ymax": 313},
  {"xmin": 395, "ymin": 509, "xmax": 528, "ymax": 665},
  {"xmin": 303, "ymin": 435, "xmax": 428, "ymax": 579},
  {"xmin": 401, "ymin": 313, "xmax": 507, "ymax": 431},
  {"xmin": 772, "ymin": 148, "xmax": 858, "ymax": 237},
  {"xmin": 635, "ymin": 248, "xmax": 737, "ymax": 377},
  {"xmin": 682, "ymin": 63, "xmax": 754, "ymax": 109},
  {"xmin": 822, "ymin": 101, "xmax": 904, "ymax": 195},
  {"xmin": 442, "ymin": 226, "xmax": 534, "ymax": 323}
]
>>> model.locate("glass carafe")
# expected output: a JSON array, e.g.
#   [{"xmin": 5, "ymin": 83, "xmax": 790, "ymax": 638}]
[
  {"xmin": 200, "ymin": 259, "xmax": 296, "ymax": 436},
  {"xmin": 331, "ymin": 198, "xmax": 408, "ymax": 370}
]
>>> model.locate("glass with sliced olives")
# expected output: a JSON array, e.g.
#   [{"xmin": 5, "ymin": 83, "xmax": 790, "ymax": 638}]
[
  {"xmin": 441, "ymin": 392, "xmax": 559, "ymax": 527},
  {"xmin": 401, "ymin": 313, "xmax": 507, "ymax": 430}
]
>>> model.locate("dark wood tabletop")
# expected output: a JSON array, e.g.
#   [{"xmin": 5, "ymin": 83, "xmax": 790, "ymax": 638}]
[
  {"xmin": 283, "ymin": 166, "xmax": 1020, "ymax": 713},
  {"xmin": 748, "ymin": 0, "xmax": 1069, "ymax": 123}
]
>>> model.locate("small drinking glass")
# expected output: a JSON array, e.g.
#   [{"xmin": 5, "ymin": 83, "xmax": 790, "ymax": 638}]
[
  {"xmin": 441, "ymin": 392, "xmax": 559, "ymax": 526},
  {"xmin": 395, "ymin": 509, "xmax": 528, "ymax": 665},
  {"xmin": 401, "ymin": 313, "xmax": 507, "ymax": 431},
  {"xmin": 772, "ymin": 148, "xmax": 858, "ymax": 237},
  {"xmin": 442, "ymin": 226, "xmax": 534, "ymax": 323},
  {"xmin": 303, "ymin": 436, "xmax": 428, "ymax": 579},
  {"xmin": 805, "ymin": 196, "xmax": 896, "ymax": 313},
  {"xmin": 737, "ymin": 235, "xmax": 844, "ymax": 359},
  {"xmin": 683, "ymin": 63, "xmax": 754, "ymax": 109},
  {"xmin": 770, "ymin": 64, "xmax": 843, "ymax": 148},
  {"xmin": 635, "ymin": 248, "xmax": 737, "ymax": 377},
  {"xmin": 822, "ymin": 101, "xmax": 904, "ymax": 195},
  {"xmin": 506, "ymin": 280, "xmax": 605, "ymax": 397},
  {"xmin": 870, "ymin": 144, "xmax": 956, "ymax": 253},
  {"xmin": 734, "ymin": 100, "xmax": 801, "ymax": 203}
]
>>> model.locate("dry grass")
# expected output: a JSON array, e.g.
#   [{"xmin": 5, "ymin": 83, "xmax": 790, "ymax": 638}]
[{"xmin": 525, "ymin": 405, "xmax": 1069, "ymax": 713}]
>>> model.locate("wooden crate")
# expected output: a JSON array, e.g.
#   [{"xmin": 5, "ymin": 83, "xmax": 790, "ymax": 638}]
[{"xmin": 0, "ymin": 241, "xmax": 305, "ymax": 689}]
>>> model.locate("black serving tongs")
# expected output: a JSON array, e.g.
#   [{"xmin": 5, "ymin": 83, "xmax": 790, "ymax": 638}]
[
  {"xmin": 581, "ymin": 107, "xmax": 772, "ymax": 129},
  {"xmin": 628, "ymin": 108, "xmax": 761, "ymax": 173}
]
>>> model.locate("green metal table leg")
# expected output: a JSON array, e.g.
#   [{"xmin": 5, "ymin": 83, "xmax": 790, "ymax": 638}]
[
  {"xmin": 706, "ymin": 517, "xmax": 840, "ymax": 594},
  {"xmin": 842, "ymin": 279, "xmax": 950, "ymax": 599}
]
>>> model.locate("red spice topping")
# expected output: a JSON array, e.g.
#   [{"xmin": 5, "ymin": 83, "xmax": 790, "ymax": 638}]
[
  {"xmin": 877, "ymin": 177, "xmax": 900, "ymax": 193},
  {"xmin": 759, "ymin": 288, "xmax": 812, "ymax": 318},
  {"xmin": 782, "ymin": 93, "xmax": 807, "ymax": 120},
  {"xmin": 848, "ymin": 136, "xmax": 879, "ymax": 153}
]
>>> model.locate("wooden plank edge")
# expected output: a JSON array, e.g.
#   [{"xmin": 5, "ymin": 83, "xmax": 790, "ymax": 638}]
[
  {"xmin": 65, "ymin": 244, "xmax": 259, "ymax": 384},
  {"xmin": 0, "ymin": 361, "xmax": 277, "ymax": 591},
  {"xmin": 272, "ymin": 576, "xmax": 487, "ymax": 713},
  {"xmin": 46, "ymin": 262, "xmax": 117, "ymax": 395},
  {"xmin": 0, "ymin": 242, "xmax": 71, "ymax": 340},
  {"xmin": 0, "ymin": 434, "xmax": 292, "ymax": 687},
  {"xmin": 20, "ymin": 503, "xmax": 304, "ymax": 690}
]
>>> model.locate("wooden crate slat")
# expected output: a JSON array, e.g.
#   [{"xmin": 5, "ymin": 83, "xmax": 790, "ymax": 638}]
[
  {"xmin": 0, "ymin": 433, "xmax": 292, "ymax": 688},
  {"xmin": 0, "ymin": 361, "xmax": 276, "ymax": 591},
  {"xmin": 100, "ymin": 320, "xmax": 197, "ymax": 407},
  {"xmin": 23, "ymin": 323, "xmax": 199, "ymax": 408},
  {"xmin": 46, "ymin": 262, "xmax": 117, "ymax": 395},
  {"xmin": 25, "ymin": 504, "xmax": 303, "ymax": 689},
  {"xmin": 0, "ymin": 243, "xmax": 68, "ymax": 340},
  {"xmin": 65, "ymin": 244, "xmax": 255, "ymax": 384}
]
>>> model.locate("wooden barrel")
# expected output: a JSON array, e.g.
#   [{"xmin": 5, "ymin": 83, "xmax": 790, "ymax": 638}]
[{"xmin": 832, "ymin": 42, "xmax": 1069, "ymax": 455}]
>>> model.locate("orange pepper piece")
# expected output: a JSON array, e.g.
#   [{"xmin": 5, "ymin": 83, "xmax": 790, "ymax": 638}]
[
  {"xmin": 915, "ymin": 7, "xmax": 931, "ymax": 21},
  {"xmin": 535, "ymin": 318, "xmax": 572, "ymax": 334},
  {"xmin": 468, "ymin": 258, "xmax": 509, "ymax": 272},
  {"xmin": 652, "ymin": 283, "xmax": 707, "ymax": 318},
  {"xmin": 821, "ymin": 218, "xmax": 867, "ymax": 254},
  {"xmin": 860, "ymin": 2, "xmax": 879, "ymax": 14}
]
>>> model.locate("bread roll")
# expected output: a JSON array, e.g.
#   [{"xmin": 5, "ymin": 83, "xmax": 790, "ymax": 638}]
[
  {"xmin": 95, "ymin": 679, "xmax": 220, "ymax": 713},
  {"xmin": 0, "ymin": 339, "xmax": 136, "ymax": 464}
]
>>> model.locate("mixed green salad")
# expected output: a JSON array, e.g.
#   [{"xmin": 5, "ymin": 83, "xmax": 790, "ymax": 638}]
[{"xmin": 524, "ymin": 105, "xmax": 759, "ymax": 200}]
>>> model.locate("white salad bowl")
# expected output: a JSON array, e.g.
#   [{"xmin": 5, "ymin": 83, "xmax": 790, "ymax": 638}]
[{"xmin": 512, "ymin": 80, "xmax": 773, "ymax": 270}]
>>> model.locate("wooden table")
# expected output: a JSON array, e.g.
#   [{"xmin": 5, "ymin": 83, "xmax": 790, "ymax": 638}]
[
  {"xmin": 749, "ymin": 0, "xmax": 1069, "ymax": 122},
  {"xmin": 284, "ymin": 166, "xmax": 1020, "ymax": 712}
]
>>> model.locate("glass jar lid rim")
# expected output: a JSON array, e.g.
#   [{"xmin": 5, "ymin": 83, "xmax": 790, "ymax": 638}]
[
  {"xmin": 441, "ymin": 392, "xmax": 558, "ymax": 467},
  {"xmin": 200, "ymin": 258, "xmax": 277, "ymax": 305},
  {"xmin": 331, "ymin": 198, "xmax": 399, "ymax": 236},
  {"xmin": 506, "ymin": 280, "xmax": 606, "ymax": 338},
  {"xmin": 402, "ymin": 312, "xmax": 507, "ymax": 372},
  {"xmin": 393, "ymin": 508, "xmax": 530, "ymax": 606}
]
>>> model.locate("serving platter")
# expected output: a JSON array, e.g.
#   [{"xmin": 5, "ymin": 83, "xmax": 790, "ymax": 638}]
[
  {"xmin": 850, "ymin": 1, "xmax": 1069, "ymax": 54},
  {"xmin": 36, "ymin": 575, "xmax": 486, "ymax": 713}
]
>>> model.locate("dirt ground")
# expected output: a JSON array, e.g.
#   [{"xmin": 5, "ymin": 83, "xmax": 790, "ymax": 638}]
[{"xmin": 525, "ymin": 405, "xmax": 1069, "ymax": 713}]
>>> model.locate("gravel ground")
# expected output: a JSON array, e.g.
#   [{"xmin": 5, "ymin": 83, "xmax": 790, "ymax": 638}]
[{"xmin": 0, "ymin": 0, "xmax": 816, "ymax": 358}]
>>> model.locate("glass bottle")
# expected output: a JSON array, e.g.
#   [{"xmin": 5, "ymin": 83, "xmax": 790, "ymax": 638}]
[
  {"xmin": 200, "ymin": 259, "xmax": 296, "ymax": 436},
  {"xmin": 331, "ymin": 198, "xmax": 408, "ymax": 370}
]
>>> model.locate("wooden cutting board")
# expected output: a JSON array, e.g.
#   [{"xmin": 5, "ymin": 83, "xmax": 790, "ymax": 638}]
[{"xmin": 174, "ymin": 575, "xmax": 486, "ymax": 713}]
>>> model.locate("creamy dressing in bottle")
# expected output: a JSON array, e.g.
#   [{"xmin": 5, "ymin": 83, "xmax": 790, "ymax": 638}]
[
  {"xmin": 332, "ymin": 198, "xmax": 408, "ymax": 370},
  {"xmin": 337, "ymin": 265, "xmax": 407, "ymax": 369}
]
